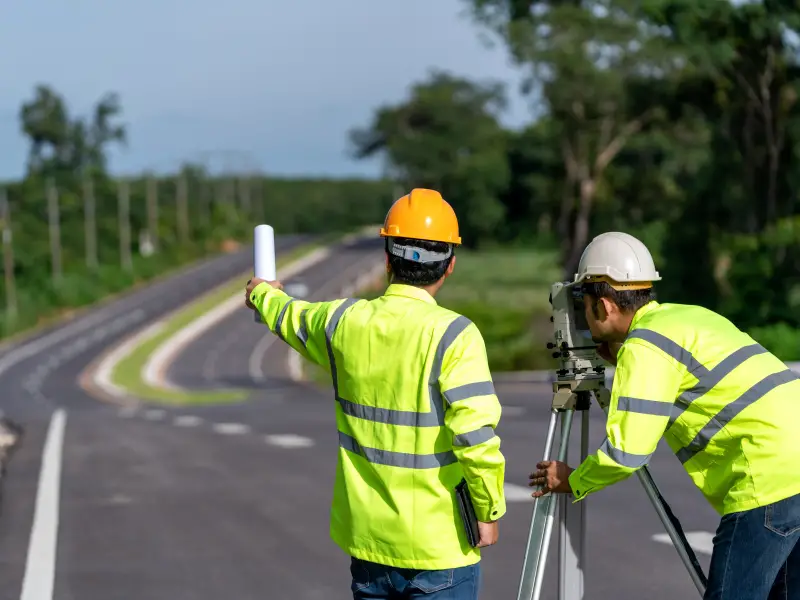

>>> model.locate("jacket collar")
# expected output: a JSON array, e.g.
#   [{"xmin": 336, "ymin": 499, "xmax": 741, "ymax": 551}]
[
  {"xmin": 628, "ymin": 300, "xmax": 659, "ymax": 331},
  {"xmin": 384, "ymin": 283, "xmax": 437, "ymax": 305}
]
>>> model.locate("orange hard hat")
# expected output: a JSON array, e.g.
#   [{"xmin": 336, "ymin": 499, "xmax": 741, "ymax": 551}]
[{"xmin": 379, "ymin": 188, "xmax": 461, "ymax": 245}]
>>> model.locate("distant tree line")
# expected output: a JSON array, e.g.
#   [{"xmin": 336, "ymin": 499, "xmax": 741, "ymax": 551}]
[
  {"xmin": 0, "ymin": 85, "xmax": 393, "ymax": 339},
  {"xmin": 349, "ymin": 1, "xmax": 800, "ymax": 360}
]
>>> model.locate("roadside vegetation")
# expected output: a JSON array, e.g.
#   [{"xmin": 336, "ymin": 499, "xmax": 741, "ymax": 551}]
[{"xmin": 4, "ymin": 2, "xmax": 800, "ymax": 369}]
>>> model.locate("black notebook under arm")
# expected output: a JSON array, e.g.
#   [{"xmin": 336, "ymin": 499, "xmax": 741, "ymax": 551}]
[{"xmin": 455, "ymin": 478, "xmax": 480, "ymax": 547}]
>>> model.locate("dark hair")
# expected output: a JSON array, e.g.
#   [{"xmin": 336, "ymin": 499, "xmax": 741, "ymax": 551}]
[
  {"xmin": 386, "ymin": 237, "xmax": 454, "ymax": 286},
  {"xmin": 582, "ymin": 281, "xmax": 656, "ymax": 316}
]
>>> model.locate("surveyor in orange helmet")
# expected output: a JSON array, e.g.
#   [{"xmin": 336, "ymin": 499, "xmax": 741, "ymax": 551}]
[{"xmin": 246, "ymin": 188, "xmax": 505, "ymax": 600}]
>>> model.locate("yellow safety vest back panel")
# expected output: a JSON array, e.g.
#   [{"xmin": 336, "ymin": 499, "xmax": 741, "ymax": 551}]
[
  {"xmin": 569, "ymin": 301, "xmax": 800, "ymax": 515},
  {"xmin": 250, "ymin": 282, "xmax": 506, "ymax": 569}
]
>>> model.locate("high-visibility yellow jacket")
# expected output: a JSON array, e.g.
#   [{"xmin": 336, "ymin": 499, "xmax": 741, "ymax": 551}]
[
  {"xmin": 569, "ymin": 300, "xmax": 800, "ymax": 516},
  {"xmin": 250, "ymin": 282, "xmax": 506, "ymax": 569}
]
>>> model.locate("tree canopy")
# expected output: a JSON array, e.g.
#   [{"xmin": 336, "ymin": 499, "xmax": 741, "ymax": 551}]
[{"xmin": 349, "ymin": 1, "xmax": 800, "ymax": 358}]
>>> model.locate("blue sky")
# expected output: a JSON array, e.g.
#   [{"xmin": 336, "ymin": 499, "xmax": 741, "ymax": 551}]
[{"xmin": 0, "ymin": 0, "xmax": 530, "ymax": 180}]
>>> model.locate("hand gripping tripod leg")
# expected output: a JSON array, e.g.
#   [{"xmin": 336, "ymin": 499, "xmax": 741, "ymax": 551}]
[{"xmin": 516, "ymin": 379, "xmax": 709, "ymax": 600}]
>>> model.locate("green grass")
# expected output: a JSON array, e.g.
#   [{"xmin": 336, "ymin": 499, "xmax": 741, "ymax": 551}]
[
  {"xmin": 300, "ymin": 247, "xmax": 560, "ymax": 381},
  {"xmin": 109, "ymin": 240, "xmax": 325, "ymax": 404},
  {"xmin": 436, "ymin": 248, "xmax": 560, "ymax": 371}
]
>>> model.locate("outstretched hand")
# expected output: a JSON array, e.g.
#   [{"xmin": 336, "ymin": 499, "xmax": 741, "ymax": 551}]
[
  {"xmin": 528, "ymin": 460, "xmax": 574, "ymax": 498},
  {"xmin": 245, "ymin": 278, "xmax": 282, "ymax": 309}
]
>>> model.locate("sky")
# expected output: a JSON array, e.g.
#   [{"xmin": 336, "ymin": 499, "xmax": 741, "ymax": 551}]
[{"xmin": 0, "ymin": 0, "xmax": 531, "ymax": 180}]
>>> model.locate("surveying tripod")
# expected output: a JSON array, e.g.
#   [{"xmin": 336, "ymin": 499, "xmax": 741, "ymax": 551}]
[{"xmin": 515, "ymin": 372, "xmax": 710, "ymax": 600}]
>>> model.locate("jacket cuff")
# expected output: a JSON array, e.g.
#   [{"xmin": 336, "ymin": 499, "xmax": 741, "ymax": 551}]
[
  {"xmin": 250, "ymin": 281, "xmax": 286, "ymax": 325},
  {"xmin": 474, "ymin": 497, "xmax": 506, "ymax": 522},
  {"xmin": 568, "ymin": 469, "xmax": 592, "ymax": 501}
]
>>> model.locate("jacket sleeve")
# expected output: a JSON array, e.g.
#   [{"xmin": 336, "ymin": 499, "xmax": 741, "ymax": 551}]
[
  {"xmin": 439, "ymin": 319, "xmax": 506, "ymax": 523},
  {"xmin": 568, "ymin": 340, "xmax": 683, "ymax": 501},
  {"xmin": 249, "ymin": 281, "xmax": 336, "ymax": 370}
]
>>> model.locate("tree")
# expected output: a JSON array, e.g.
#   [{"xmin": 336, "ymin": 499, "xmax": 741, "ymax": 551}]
[
  {"xmin": 348, "ymin": 70, "xmax": 511, "ymax": 247},
  {"xmin": 19, "ymin": 85, "xmax": 70, "ymax": 174},
  {"xmin": 19, "ymin": 86, "xmax": 126, "ymax": 179},
  {"xmin": 466, "ymin": 0, "xmax": 683, "ymax": 276}
]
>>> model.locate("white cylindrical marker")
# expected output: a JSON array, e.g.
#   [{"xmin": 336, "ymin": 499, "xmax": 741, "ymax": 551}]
[{"xmin": 253, "ymin": 224, "xmax": 276, "ymax": 322}]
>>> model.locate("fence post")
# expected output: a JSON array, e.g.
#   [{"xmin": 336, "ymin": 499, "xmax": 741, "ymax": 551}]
[
  {"xmin": 118, "ymin": 179, "xmax": 132, "ymax": 272},
  {"xmin": 252, "ymin": 176, "xmax": 264, "ymax": 224},
  {"xmin": 47, "ymin": 179, "xmax": 62, "ymax": 284},
  {"xmin": 146, "ymin": 174, "xmax": 159, "ymax": 252},
  {"xmin": 0, "ymin": 189, "xmax": 17, "ymax": 322},
  {"xmin": 83, "ymin": 174, "xmax": 98, "ymax": 270},
  {"xmin": 239, "ymin": 176, "xmax": 251, "ymax": 217},
  {"xmin": 177, "ymin": 174, "xmax": 189, "ymax": 244}
]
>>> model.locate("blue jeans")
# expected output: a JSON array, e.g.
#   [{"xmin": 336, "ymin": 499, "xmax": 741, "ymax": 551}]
[
  {"xmin": 705, "ymin": 492, "xmax": 800, "ymax": 599},
  {"xmin": 350, "ymin": 557, "xmax": 481, "ymax": 599}
]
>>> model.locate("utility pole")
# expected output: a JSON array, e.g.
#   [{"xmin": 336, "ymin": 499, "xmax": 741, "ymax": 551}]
[
  {"xmin": 83, "ymin": 174, "xmax": 98, "ymax": 270},
  {"xmin": 0, "ymin": 189, "xmax": 17, "ymax": 322},
  {"xmin": 176, "ymin": 173, "xmax": 189, "ymax": 244},
  {"xmin": 199, "ymin": 177, "xmax": 210, "ymax": 228},
  {"xmin": 146, "ymin": 174, "xmax": 159, "ymax": 252},
  {"xmin": 252, "ymin": 176, "xmax": 264, "ymax": 223},
  {"xmin": 118, "ymin": 179, "xmax": 132, "ymax": 272},
  {"xmin": 47, "ymin": 179, "xmax": 62, "ymax": 283},
  {"xmin": 239, "ymin": 176, "xmax": 251, "ymax": 217}
]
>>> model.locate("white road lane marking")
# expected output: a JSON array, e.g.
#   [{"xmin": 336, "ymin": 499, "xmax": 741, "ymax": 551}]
[
  {"xmin": 174, "ymin": 415, "xmax": 203, "ymax": 427},
  {"xmin": 20, "ymin": 409, "xmax": 66, "ymax": 600},
  {"xmin": 249, "ymin": 331, "xmax": 277, "ymax": 382},
  {"xmin": 652, "ymin": 531, "xmax": 715, "ymax": 555},
  {"xmin": 93, "ymin": 320, "xmax": 165, "ymax": 398},
  {"xmin": 117, "ymin": 405, "xmax": 139, "ymax": 418},
  {"xmin": 504, "ymin": 483, "xmax": 534, "ymax": 502},
  {"xmin": 265, "ymin": 434, "xmax": 315, "ymax": 448},
  {"xmin": 213, "ymin": 422, "xmax": 251, "ymax": 435},
  {"xmin": 502, "ymin": 406, "xmax": 526, "ymax": 417},
  {"xmin": 143, "ymin": 409, "xmax": 166, "ymax": 420}
]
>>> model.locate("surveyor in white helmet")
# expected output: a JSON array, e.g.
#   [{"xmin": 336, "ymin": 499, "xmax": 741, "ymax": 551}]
[{"xmin": 529, "ymin": 231, "xmax": 800, "ymax": 599}]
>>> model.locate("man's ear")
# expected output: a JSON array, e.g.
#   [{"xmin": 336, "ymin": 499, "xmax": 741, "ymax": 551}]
[
  {"xmin": 598, "ymin": 297, "xmax": 616, "ymax": 320},
  {"xmin": 444, "ymin": 255, "xmax": 456, "ymax": 278}
]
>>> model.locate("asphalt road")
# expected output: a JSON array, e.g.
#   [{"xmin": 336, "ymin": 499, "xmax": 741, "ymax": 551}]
[{"xmin": 0, "ymin": 234, "xmax": 722, "ymax": 600}]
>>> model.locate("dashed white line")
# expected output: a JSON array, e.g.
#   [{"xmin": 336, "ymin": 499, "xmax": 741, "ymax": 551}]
[
  {"xmin": 265, "ymin": 434, "xmax": 315, "ymax": 448},
  {"xmin": 20, "ymin": 409, "xmax": 66, "ymax": 600},
  {"xmin": 143, "ymin": 409, "xmax": 165, "ymax": 420},
  {"xmin": 173, "ymin": 415, "xmax": 203, "ymax": 427},
  {"xmin": 117, "ymin": 405, "xmax": 139, "ymax": 418},
  {"xmin": 504, "ymin": 483, "xmax": 534, "ymax": 502},
  {"xmin": 652, "ymin": 531, "xmax": 715, "ymax": 555},
  {"xmin": 502, "ymin": 406, "xmax": 526, "ymax": 417},
  {"xmin": 213, "ymin": 422, "xmax": 251, "ymax": 435}
]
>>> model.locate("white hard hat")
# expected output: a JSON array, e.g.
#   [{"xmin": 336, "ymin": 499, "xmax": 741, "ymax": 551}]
[{"xmin": 574, "ymin": 232, "xmax": 660, "ymax": 289}]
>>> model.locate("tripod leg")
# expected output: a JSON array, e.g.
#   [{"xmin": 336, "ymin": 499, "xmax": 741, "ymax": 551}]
[
  {"xmin": 517, "ymin": 409, "xmax": 575, "ymax": 600},
  {"xmin": 597, "ymin": 404, "xmax": 707, "ymax": 596},
  {"xmin": 558, "ymin": 409, "xmax": 588, "ymax": 600},
  {"xmin": 636, "ymin": 467, "xmax": 708, "ymax": 596}
]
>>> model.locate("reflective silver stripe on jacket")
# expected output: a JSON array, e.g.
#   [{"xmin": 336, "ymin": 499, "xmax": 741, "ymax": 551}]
[
  {"xmin": 324, "ymin": 301, "xmax": 496, "ymax": 467},
  {"xmin": 626, "ymin": 328, "xmax": 796, "ymax": 464}
]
